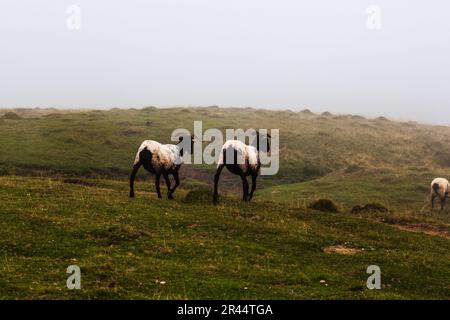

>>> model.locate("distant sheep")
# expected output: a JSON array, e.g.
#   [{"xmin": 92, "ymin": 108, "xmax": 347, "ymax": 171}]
[
  {"xmin": 431, "ymin": 177, "xmax": 449, "ymax": 210},
  {"xmin": 130, "ymin": 134, "xmax": 194, "ymax": 199},
  {"xmin": 213, "ymin": 131, "xmax": 270, "ymax": 204}
]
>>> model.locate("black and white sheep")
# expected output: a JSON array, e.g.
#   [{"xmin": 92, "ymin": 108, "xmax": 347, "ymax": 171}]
[
  {"xmin": 212, "ymin": 131, "xmax": 270, "ymax": 204},
  {"xmin": 431, "ymin": 177, "xmax": 450, "ymax": 210},
  {"xmin": 129, "ymin": 135, "xmax": 194, "ymax": 199}
]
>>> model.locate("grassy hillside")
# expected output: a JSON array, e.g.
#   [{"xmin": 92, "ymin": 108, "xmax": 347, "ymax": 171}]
[
  {"xmin": 1, "ymin": 107, "xmax": 450, "ymax": 299},
  {"xmin": 260, "ymin": 168, "xmax": 445, "ymax": 211},
  {"xmin": 1, "ymin": 176, "xmax": 449, "ymax": 299},
  {"xmin": 1, "ymin": 107, "xmax": 450, "ymax": 186}
]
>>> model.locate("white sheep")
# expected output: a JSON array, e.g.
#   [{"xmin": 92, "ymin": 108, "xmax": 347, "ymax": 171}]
[
  {"xmin": 213, "ymin": 131, "xmax": 270, "ymax": 204},
  {"xmin": 431, "ymin": 177, "xmax": 450, "ymax": 210},
  {"xmin": 129, "ymin": 134, "xmax": 194, "ymax": 199}
]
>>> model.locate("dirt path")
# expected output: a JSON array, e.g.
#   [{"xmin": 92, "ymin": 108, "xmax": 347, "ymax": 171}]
[{"xmin": 385, "ymin": 222, "xmax": 450, "ymax": 240}]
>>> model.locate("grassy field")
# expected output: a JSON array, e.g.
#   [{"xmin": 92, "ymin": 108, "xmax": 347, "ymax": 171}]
[
  {"xmin": 1, "ymin": 107, "xmax": 450, "ymax": 299},
  {"xmin": 1, "ymin": 176, "xmax": 450, "ymax": 299},
  {"xmin": 2, "ymin": 106, "xmax": 450, "ymax": 185}
]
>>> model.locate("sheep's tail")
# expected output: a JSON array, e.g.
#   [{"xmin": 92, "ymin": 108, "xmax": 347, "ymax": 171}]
[{"xmin": 432, "ymin": 183, "xmax": 440, "ymax": 194}]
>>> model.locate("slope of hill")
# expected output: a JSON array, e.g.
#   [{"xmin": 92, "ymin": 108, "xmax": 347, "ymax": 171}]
[
  {"xmin": 1, "ymin": 107, "xmax": 450, "ymax": 299},
  {"xmin": 1, "ymin": 176, "xmax": 449, "ymax": 299},
  {"xmin": 1, "ymin": 107, "xmax": 450, "ymax": 187},
  {"xmin": 260, "ymin": 168, "xmax": 439, "ymax": 211}
]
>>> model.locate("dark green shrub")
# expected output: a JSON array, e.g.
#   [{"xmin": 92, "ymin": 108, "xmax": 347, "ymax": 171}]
[
  {"xmin": 1, "ymin": 112, "xmax": 22, "ymax": 120},
  {"xmin": 183, "ymin": 187, "xmax": 211, "ymax": 203},
  {"xmin": 308, "ymin": 199, "xmax": 339, "ymax": 213},
  {"xmin": 351, "ymin": 203, "xmax": 389, "ymax": 214}
]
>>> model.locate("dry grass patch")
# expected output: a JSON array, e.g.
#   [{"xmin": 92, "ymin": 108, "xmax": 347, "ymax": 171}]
[{"xmin": 323, "ymin": 245, "xmax": 363, "ymax": 255}]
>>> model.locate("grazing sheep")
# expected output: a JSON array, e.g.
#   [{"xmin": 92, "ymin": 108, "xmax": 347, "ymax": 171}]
[
  {"xmin": 431, "ymin": 177, "xmax": 450, "ymax": 210},
  {"xmin": 213, "ymin": 131, "xmax": 270, "ymax": 204},
  {"xmin": 129, "ymin": 134, "xmax": 194, "ymax": 199}
]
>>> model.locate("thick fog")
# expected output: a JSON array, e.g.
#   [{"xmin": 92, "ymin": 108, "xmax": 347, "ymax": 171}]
[{"xmin": 1, "ymin": 0, "xmax": 449, "ymax": 124}]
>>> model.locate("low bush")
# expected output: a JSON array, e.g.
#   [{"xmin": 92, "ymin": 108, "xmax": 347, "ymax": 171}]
[{"xmin": 308, "ymin": 199, "xmax": 339, "ymax": 213}]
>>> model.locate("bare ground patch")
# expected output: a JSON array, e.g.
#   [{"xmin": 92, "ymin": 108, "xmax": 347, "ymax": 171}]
[
  {"xmin": 323, "ymin": 245, "xmax": 363, "ymax": 255},
  {"xmin": 385, "ymin": 222, "xmax": 450, "ymax": 240}
]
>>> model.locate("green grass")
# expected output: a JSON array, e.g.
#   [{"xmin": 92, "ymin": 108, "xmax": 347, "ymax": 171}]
[
  {"xmin": 259, "ymin": 167, "xmax": 450, "ymax": 212},
  {"xmin": 1, "ymin": 176, "xmax": 450, "ymax": 299},
  {"xmin": 1, "ymin": 107, "xmax": 450, "ymax": 185},
  {"xmin": 1, "ymin": 107, "xmax": 450, "ymax": 299}
]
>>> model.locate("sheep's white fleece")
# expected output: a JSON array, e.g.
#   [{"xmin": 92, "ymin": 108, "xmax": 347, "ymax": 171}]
[
  {"xmin": 134, "ymin": 140, "xmax": 182, "ymax": 171},
  {"xmin": 217, "ymin": 140, "xmax": 259, "ymax": 173},
  {"xmin": 431, "ymin": 177, "xmax": 450, "ymax": 197}
]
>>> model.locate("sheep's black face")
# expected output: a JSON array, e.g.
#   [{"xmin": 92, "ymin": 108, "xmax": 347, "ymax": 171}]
[
  {"xmin": 256, "ymin": 131, "xmax": 271, "ymax": 153},
  {"xmin": 177, "ymin": 134, "xmax": 196, "ymax": 156}
]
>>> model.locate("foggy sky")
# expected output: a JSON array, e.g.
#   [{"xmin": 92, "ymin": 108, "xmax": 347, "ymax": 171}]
[{"xmin": 1, "ymin": 0, "xmax": 449, "ymax": 124}]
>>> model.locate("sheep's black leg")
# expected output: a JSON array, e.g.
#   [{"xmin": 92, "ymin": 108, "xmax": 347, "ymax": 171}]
[
  {"xmin": 248, "ymin": 173, "xmax": 257, "ymax": 201},
  {"xmin": 129, "ymin": 162, "xmax": 141, "ymax": 198},
  {"xmin": 441, "ymin": 197, "xmax": 446, "ymax": 210},
  {"xmin": 213, "ymin": 164, "xmax": 224, "ymax": 205},
  {"xmin": 163, "ymin": 173, "xmax": 173, "ymax": 199},
  {"xmin": 155, "ymin": 172, "xmax": 162, "ymax": 199},
  {"xmin": 241, "ymin": 175, "xmax": 249, "ymax": 201},
  {"xmin": 170, "ymin": 170, "xmax": 180, "ymax": 194},
  {"xmin": 431, "ymin": 194, "xmax": 436, "ymax": 210}
]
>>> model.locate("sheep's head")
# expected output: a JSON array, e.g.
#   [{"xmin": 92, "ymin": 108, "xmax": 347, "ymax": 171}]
[
  {"xmin": 255, "ymin": 130, "xmax": 271, "ymax": 153},
  {"xmin": 177, "ymin": 134, "xmax": 199, "ymax": 156},
  {"xmin": 178, "ymin": 134, "xmax": 197, "ymax": 147}
]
